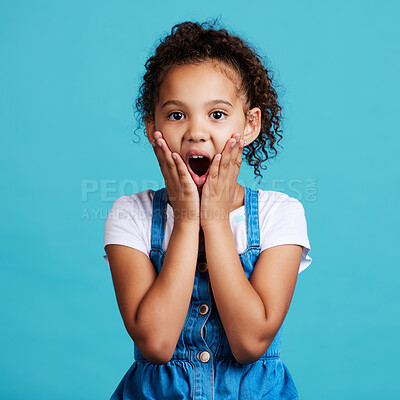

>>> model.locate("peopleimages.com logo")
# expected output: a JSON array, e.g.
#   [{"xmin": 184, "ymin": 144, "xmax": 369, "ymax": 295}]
[{"xmin": 80, "ymin": 178, "xmax": 318, "ymax": 220}]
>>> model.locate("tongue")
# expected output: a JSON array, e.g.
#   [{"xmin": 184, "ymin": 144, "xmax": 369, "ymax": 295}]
[{"xmin": 189, "ymin": 157, "xmax": 210, "ymax": 177}]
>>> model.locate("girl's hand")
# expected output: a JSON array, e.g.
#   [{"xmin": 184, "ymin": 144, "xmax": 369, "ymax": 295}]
[
  {"xmin": 151, "ymin": 131, "xmax": 200, "ymax": 227},
  {"xmin": 200, "ymin": 133, "xmax": 245, "ymax": 231}
]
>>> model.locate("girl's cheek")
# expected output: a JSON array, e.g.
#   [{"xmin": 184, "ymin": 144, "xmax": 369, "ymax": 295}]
[{"xmin": 163, "ymin": 137, "xmax": 177, "ymax": 152}]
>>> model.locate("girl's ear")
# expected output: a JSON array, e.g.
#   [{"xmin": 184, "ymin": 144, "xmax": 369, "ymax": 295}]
[{"xmin": 243, "ymin": 107, "xmax": 262, "ymax": 145}]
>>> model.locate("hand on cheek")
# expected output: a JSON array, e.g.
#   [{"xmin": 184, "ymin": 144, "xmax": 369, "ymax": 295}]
[
  {"xmin": 200, "ymin": 133, "xmax": 245, "ymax": 230},
  {"xmin": 150, "ymin": 131, "xmax": 200, "ymax": 226}
]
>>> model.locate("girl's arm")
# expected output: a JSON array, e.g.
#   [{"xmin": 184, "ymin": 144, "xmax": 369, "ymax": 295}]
[
  {"xmin": 106, "ymin": 218, "xmax": 199, "ymax": 364},
  {"xmin": 108, "ymin": 127, "xmax": 200, "ymax": 364},
  {"xmin": 203, "ymin": 221, "xmax": 303, "ymax": 364}
]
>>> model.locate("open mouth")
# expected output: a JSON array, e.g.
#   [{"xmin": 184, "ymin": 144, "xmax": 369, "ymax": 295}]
[{"xmin": 188, "ymin": 155, "xmax": 211, "ymax": 177}]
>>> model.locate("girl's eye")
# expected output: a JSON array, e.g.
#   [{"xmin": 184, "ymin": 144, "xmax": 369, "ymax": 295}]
[
  {"xmin": 167, "ymin": 112, "xmax": 185, "ymax": 121},
  {"xmin": 210, "ymin": 111, "xmax": 227, "ymax": 120}
]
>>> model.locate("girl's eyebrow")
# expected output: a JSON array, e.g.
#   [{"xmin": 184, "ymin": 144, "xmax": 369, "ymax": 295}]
[{"xmin": 161, "ymin": 99, "xmax": 234, "ymax": 109}]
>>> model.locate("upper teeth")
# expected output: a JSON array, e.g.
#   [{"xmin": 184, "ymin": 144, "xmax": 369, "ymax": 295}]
[{"xmin": 191, "ymin": 155, "xmax": 204, "ymax": 158}]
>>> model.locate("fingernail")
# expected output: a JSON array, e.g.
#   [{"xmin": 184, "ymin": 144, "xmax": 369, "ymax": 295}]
[
  {"xmin": 240, "ymin": 140, "xmax": 245, "ymax": 147},
  {"xmin": 151, "ymin": 140, "xmax": 156, "ymax": 147},
  {"xmin": 231, "ymin": 140, "xmax": 236, "ymax": 148},
  {"xmin": 157, "ymin": 140, "xmax": 162, "ymax": 147}
]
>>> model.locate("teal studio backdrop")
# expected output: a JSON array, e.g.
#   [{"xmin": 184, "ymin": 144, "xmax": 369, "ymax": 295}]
[{"xmin": 1, "ymin": 0, "xmax": 399, "ymax": 399}]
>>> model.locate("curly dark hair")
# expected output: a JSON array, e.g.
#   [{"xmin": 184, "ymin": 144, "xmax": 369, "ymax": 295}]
[{"xmin": 135, "ymin": 19, "xmax": 283, "ymax": 181}]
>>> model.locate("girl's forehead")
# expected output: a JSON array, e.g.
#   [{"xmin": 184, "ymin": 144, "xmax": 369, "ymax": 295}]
[
  {"xmin": 165, "ymin": 60, "xmax": 241, "ymax": 84},
  {"xmin": 158, "ymin": 61, "xmax": 246, "ymax": 105}
]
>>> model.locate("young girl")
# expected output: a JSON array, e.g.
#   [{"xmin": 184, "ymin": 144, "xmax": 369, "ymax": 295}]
[{"xmin": 103, "ymin": 20, "xmax": 312, "ymax": 400}]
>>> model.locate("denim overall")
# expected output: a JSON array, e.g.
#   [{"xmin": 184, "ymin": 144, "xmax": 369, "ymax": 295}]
[{"xmin": 110, "ymin": 187, "xmax": 299, "ymax": 400}]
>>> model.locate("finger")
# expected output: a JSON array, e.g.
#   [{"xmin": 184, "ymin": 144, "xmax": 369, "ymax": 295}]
[
  {"xmin": 149, "ymin": 130, "xmax": 161, "ymax": 147},
  {"xmin": 154, "ymin": 137, "xmax": 180, "ymax": 183},
  {"xmin": 153, "ymin": 130, "xmax": 163, "ymax": 142},
  {"xmin": 151, "ymin": 131, "xmax": 168, "ymax": 159},
  {"xmin": 158, "ymin": 138, "xmax": 177, "ymax": 171},
  {"xmin": 172, "ymin": 152, "xmax": 196, "ymax": 185},
  {"xmin": 208, "ymin": 153, "xmax": 222, "ymax": 181},
  {"xmin": 229, "ymin": 134, "xmax": 241, "ymax": 171},
  {"xmin": 219, "ymin": 136, "xmax": 237, "ymax": 181},
  {"xmin": 171, "ymin": 153, "xmax": 198, "ymax": 205},
  {"xmin": 151, "ymin": 135, "xmax": 166, "ymax": 168},
  {"xmin": 222, "ymin": 134, "xmax": 242, "ymax": 188},
  {"xmin": 150, "ymin": 130, "xmax": 163, "ymax": 155},
  {"xmin": 234, "ymin": 139, "xmax": 245, "ymax": 177},
  {"xmin": 152, "ymin": 131, "xmax": 171, "ymax": 164}
]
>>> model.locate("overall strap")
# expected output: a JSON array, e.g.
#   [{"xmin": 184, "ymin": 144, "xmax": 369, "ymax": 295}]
[
  {"xmin": 245, "ymin": 187, "xmax": 261, "ymax": 249},
  {"xmin": 150, "ymin": 187, "xmax": 168, "ymax": 251}
]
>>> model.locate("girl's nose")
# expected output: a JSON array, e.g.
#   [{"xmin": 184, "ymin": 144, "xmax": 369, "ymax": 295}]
[{"xmin": 184, "ymin": 122, "xmax": 210, "ymax": 142}]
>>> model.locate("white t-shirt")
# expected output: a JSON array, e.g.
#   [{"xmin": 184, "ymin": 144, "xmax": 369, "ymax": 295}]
[{"xmin": 103, "ymin": 189, "xmax": 312, "ymax": 274}]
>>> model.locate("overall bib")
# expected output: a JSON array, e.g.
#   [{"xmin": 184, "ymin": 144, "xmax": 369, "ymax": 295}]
[{"xmin": 110, "ymin": 187, "xmax": 299, "ymax": 400}]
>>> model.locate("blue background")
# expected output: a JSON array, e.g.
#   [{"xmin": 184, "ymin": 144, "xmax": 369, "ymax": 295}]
[{"xmin": 1, "ymin": 0, "xmax": 399, "ymax": 399}]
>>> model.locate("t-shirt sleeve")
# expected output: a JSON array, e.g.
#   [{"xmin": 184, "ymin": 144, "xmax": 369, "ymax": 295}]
[
  {"xmin": 260, "ymin": 196, "xmax": 312, "ymax": 274},
  {"xmin": 103, "ymin": 196, "xmax": 150, "ymax": 266}
]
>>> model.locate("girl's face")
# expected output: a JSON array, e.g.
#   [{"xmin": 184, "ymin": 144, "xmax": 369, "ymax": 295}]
[{"xmin": 147, "ymin": 61, "xmax": 261, "ymax": 186}]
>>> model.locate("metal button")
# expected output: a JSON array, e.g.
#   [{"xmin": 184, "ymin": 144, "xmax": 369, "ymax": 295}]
[
  {"xmin": 199, "ymin": 304, "xmax": 209, "ymax": 316},
  {"xmin": 197, "ymin": 350, "xmax": 210, "ymax": 363},
  {"xmin": 198, "ymin": 261, "xmax": 208, "ymax": 273}
]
